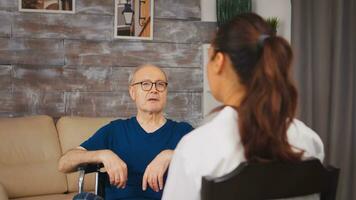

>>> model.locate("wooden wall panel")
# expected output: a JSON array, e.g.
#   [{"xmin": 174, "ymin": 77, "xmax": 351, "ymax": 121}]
[
  {"xmin": 0, "ymin": 38, "xmax": 64, "ymax": 65},
  {"xmin": 0, "ymin": 0, "xmax": 217, "ymax": 126},
  {"xmin": 0, "ymin": 65, "xmax": 12, "ymax": 92},
  {"xmin": 155, "ymin": 0, "xmax": 200, "ymax": 20},
  {"xmin": 0, "ymin": 11, "xmax": 12, "ymax": 37},
  {"xmin": 65, "ymin": 41, "xmax": 202, "ymax": 68},
  {"xmin": 13, "ymin": 13, "xmax": 113, "ymax": 40}
]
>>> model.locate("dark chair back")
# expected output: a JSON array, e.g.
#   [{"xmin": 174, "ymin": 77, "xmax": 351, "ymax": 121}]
[{"xmin": 201, "ymin": 159, "xmax": 339, "ymax": 200}]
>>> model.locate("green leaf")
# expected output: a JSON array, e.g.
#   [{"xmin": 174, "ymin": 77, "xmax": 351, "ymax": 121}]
[
  {"xmin": 266, "ymin": 17, "xmax": 280, "ymax": 32},
  {"xmin": 217, "ymin": 0, "xmax": 252, "ymax": 27}
]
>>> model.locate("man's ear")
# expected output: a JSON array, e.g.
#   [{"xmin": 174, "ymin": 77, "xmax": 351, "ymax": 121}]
[
  {"xmin": 212, "ymin": 52, "xmax": 225, "ymax": 74},
  {"xmin": 129, "ymin": 86, "xmax": 136, "ymax": 101}
]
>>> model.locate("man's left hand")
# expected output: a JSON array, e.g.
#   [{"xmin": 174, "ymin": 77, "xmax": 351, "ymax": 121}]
[{"xmin": 142, "ymin": 149, "xmax": 173, "ymax": 192}]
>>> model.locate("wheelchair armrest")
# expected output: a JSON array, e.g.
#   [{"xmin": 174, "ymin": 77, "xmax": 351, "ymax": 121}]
[
  {"xmin": 77, "ymin": 163, "xmax": 104, "ymax": 194},
  {"xmin": 77, "ymin": 163, "xmax": 104, "ymax": 174}
]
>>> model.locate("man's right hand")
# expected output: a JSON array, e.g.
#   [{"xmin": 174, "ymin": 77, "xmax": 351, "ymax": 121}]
[
  {"xmin": 99, "ymin": 150, "xmax": 128, "ymax": 189},
  {"xmin": 58, "ymin": 148, "xmax": 128, "ymax": 189}
]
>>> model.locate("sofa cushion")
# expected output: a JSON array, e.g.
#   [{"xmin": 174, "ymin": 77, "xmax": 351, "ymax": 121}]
[
  {"xmin": 0, "ymin": 115, "xmax": 67, "ymax": 199},
  {"xmin": 56, "ymin": 117, "xmax": 114, "ymax": 193},
  {"xmin": 0, "ymin": 183, "xmax": 8, "ymax": 200},
  {"xmin": 12, "ymin": 192, "xmax": 76, "ymax": 200}
]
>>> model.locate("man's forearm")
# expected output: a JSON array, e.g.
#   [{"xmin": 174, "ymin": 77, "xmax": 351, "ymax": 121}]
[
  {"xmin": 162, "ymin": 149, "xmax": 174, "ymax": 163},
  {"xmin": 58, "ymin": 148, "xmax": 104, "ymax": 173}
]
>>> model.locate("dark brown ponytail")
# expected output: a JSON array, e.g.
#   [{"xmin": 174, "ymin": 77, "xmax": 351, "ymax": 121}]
[{"xmin": 213, "ymin": 13, "xmax": 303, "ymax": 162}]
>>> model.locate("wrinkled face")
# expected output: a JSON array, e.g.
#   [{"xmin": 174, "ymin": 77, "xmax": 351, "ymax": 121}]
[{"xmin": 129, "ymin": 66, "xmax": 168, "ymax": 114}]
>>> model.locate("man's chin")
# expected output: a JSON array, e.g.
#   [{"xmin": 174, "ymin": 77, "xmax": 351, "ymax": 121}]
[{"xmin": 143, "ymin": 107, "xmax": 164, "ymax": 114}]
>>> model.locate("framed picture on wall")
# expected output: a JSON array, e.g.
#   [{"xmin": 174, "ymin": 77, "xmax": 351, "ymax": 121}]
[
  {"xmin": 114, "ymin": 0, "xmax": 153, "ymax": 40},
  {"xmin": 19, "ymin": 0, "xmax": 75, "ymax": 13}
]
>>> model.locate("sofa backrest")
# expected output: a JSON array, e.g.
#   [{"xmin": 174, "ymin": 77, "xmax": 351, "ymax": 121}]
[
  {"xmin": 56, "ymin": 116, "xmax": 115, "ymax": 193},
  {"xmin": 0, "ymin": 115, "xmax": 68, "ymax": 198}
]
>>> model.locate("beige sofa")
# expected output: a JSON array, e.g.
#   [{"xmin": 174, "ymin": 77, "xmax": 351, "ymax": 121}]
[{"xmin": 0, "ymin": 115, "xmax": 114, "ymax": 200}]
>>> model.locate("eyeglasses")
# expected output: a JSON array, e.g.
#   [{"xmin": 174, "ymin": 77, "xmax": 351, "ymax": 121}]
[{"xmin": 131, "ymin": 81, "xmax": 168, "ymax": 92}]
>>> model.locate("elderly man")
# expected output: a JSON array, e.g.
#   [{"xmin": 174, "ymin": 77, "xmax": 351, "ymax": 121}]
[{"xmin": 58, "ymin": 64, "xmax": 193, "ymax": 200}]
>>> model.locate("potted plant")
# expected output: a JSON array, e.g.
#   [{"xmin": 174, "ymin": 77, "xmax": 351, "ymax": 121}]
[
  {"xmin": 216, "ymin": 0, "xmax": 251, "ymax": 27},
  {"xmin": 266, "ymin": 17, "xmax": 280, "ymax": 34}
]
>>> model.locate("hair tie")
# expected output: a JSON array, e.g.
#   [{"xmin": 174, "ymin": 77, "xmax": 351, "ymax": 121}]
[{"xmin": 258, "ymin": 34, "xmax": 270, "ymax": 47}]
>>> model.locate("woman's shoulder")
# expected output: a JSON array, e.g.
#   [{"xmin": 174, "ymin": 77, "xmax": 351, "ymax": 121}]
[
  {"xmin": 176, "ymin": 122, "xmax": 213, "ymax": 150},
  {"xmin": 288, "ymin": 119, "xmax": 325, "ymax": 161},
  {"xmin": 172, "ymin": 107, "xmax": 243, "ymax": 178},
  {"xmin": 176, "ymin": 106, "xmax": 239, "ymax": 154},
  {"xmin": 288, "ymin": 119, "xmax": 321, "ymax": 141}
]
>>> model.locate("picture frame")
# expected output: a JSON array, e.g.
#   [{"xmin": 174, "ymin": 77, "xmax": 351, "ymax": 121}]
[
  {"xmin": 19, "ymin": 0, "xmax": 75, "ymax": 14},
  {"xmin": 114, "ymin": 0, "xmax": 154, "ymax": 40}
]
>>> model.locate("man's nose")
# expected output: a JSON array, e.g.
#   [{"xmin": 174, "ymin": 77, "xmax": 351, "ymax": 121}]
[
  {"xmin": 149, "ymin": 88, "xmax": 159, "ymax": 93},
  {"xmin": 150, "ymin": 83, "xmax": 159, "ymax": 92}
]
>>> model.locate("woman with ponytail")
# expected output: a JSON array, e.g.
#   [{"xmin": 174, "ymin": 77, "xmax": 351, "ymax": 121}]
[{"xmin": 162, "ymin": 13, "xmax": 324, "ymax": 200}]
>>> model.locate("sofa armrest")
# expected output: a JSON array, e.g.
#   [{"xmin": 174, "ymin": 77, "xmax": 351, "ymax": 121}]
[{"xmin": 0, "ymin": 183, "xmax": 9, "ymax": 200}]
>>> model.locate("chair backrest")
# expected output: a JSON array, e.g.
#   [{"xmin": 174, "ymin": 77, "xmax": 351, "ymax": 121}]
[{"xmin": 201, "ymin": 159, "xmax": 340, "ymax": 200}]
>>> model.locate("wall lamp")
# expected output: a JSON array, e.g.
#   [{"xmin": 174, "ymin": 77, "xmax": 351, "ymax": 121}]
[{"xmin": 122, "ymin": 0, "xmax": 134, "ymax": 25}]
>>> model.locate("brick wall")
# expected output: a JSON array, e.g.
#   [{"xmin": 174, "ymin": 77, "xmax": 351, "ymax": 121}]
[{"xmin": 0, "ymin": 0, "xmax": 216, "ymax": 126}]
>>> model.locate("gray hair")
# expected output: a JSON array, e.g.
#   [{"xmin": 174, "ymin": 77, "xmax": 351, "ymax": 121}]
[
  {"xmin": 128, "ymin": 68, "xmax": 139, "ymax": 85},
  {"xmin": 128, "ymin": 64, "xmax": 168, "ymax": 85}
]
